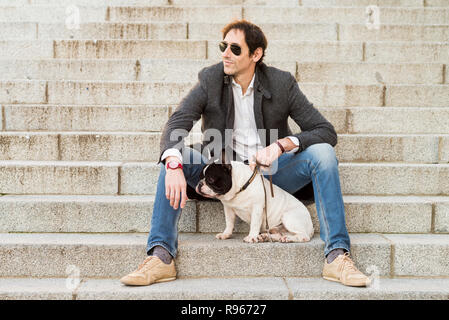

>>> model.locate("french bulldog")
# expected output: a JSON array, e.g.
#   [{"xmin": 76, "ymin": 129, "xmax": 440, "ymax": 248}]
[{"xmin": 195, "ymin": 161, "xmax": 314, "ymax": 243}]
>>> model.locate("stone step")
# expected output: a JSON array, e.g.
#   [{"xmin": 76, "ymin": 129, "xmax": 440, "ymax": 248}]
[
  {"xmin": 2, "ymin": 59, "xmax": 445, "ymax": 85},
  {"xmin": 341, "ymin": 107, "xmax": 449, "ymax": 134},
  {"xmin": 0, "ymin": 6, "xmax": 108, "ymax": 22},
  {"xmin": 338, "ymin": 24, "xmax": 449, "ymax": 42},
  {"xmin": 2, "ymin": 104, "xmax": 171, "ymax": 132},
  {"xmin": 0, "ymin": 195, "xmax": 447, "ymax": 234},
  {"xmin": 302, "ymin": 0, "xmax": 449, "ymax": 7},
  {"xmin": 0, "ymin": 22, "xmax": 189, "ymax": 41},
  {"xmin": 1, "ymin": 6, "xmax": 448, "ymax": 24},
  {"xmin": 338, "ymin": 163, "xmax": 449, "ymax": 196},
  {"xmin": 3, "ymin": 40, "xmax": 448, "ymax": 63},
  {"xmin": 8, "ymin": 0, "xmax": 447, "ymax": 8},
  {"xmin": 190, "ymin": 22, "xmax": 449, "ymax": 42},
  {"xmin": 1, "ymin": 104, "xmax": 442, "ymax": 133},
  {"xmin": 300, "ymin": 83, "xmax": 449, "ymax": 107},
  {"xmin": 0, "ymin": 40, "xmax": 208, "ymax": 59},
  {"xmin": 4, "ymin": 105, "xmax": 449, "ymax": 139},
  {"xmin": 2, "ymin": 0, "xmax": 249, "ymax": 7},
  {"xmin": 40, "ymin": 22, "xmax": 188, "ymax": 40},
  {"xmin": 0, "ymin": 132, "xmax": 448, "ymax": 163},
  {"xmin": 0, "ymin": 161, "xmax": 448, "ymax": 195},
  {"xmin": 2, "ymin": 105, "xmax": 449, "ymax": 138},
  {"xmin": 121, "ymin": 162, "xmax": 449, "ymax": 196},
  {"xmin": 0, "ymin": 59, "xmax": 296, "ymax": 82},
  {"xmin": 0, "ymin": 80, "xmax": 195, "ymax": 105},
  {"xmin": 1, "ymin": 277, "xmax": 449, "ymax": 300},
  {"xmin": 5, "ymin": 21, "xmax": 448, "ymax": 42},
  {"xmin": 52, "ymin": 39, "xmax": 207, "ymax": 59},
  {"xmin": 1, "ymin": 232, "xmax": 448, "ymax": 278},
  {"xmin": 3, "ymin": 0, "xmax": 449, "ymax": 8},
  {"xmin": 243, "ymin": 6, "xmax": 449, "ymax": 24},
  {"xmin": 208, "ymin": 40, "xmax": 449, "ymax": 63},
  {"xmin": 108, "ymin": 6, "xmax": 243, "ymax": 23},
  {"xmin": 335, "ymin": 134, "xmax": 447, "ymax": 163},
  {"xmin": 0, "ymin": 160, "xmax": 120, "ymax": 195},
  {"xmin": 198, "ymin": 195, "xmax": 449, "ymax": 234},
  {"xmin": 301, "ymin": 0, "xmax": 425, "ymax": 6},
  {"xmin": 1, "ymin": 80, "xmax": 448, "ymax": 107},
  {"xmin": 297, "ymin": 62, "xmax": 446, "ymax": 85}
]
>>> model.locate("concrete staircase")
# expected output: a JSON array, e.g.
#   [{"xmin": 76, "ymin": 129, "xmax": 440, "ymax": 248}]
[{"xmin": 0, "ymin": 0, "xmax": 449, "ymax": 300}]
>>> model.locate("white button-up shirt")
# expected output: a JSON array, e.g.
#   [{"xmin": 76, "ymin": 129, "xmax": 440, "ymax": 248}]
[
  {"xmin": 161, "ymin": 73, "xmax": 299, "ymax": 163},
  {"xmin": 231, "ymin": 73, "xmax": 262, "ymax": 162}
]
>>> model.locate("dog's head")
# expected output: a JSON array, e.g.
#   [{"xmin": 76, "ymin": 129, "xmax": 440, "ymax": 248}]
[{"xmin": 195, "ymin": 162, "xmax": 233, "ymax": 199}]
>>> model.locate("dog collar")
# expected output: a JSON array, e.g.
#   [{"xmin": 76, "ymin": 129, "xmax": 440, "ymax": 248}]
[{"xmin": 236, "ymin": 167, "xmax": 259, "ymax": 195}]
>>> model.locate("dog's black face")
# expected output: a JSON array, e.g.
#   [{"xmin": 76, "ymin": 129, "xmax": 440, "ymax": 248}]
[{"xmin": 195, "ymin": 163, "xmax": 233, "ymax": 198}]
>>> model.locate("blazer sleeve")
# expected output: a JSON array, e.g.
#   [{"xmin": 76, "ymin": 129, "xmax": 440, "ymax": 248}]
[
  {"xmin": 287, "ymin": 73, "xmax": 337, "ymax": 154},
  {"xmin": 157, "ymin": 72, "xmax": 208, "ymax": 164}
]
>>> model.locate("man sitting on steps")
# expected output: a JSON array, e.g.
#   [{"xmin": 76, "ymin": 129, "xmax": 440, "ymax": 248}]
[{"xmin": 120, "ymin": 19, "xmax": 371, "ymax": 287}]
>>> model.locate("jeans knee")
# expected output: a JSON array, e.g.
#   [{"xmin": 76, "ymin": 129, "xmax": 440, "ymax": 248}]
[{"xmin": 308, "ymin": 143, "xmax": 338, "ymax": 171}]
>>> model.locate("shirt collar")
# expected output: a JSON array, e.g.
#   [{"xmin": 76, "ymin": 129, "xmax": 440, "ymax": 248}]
[{"xmin": 231, "ymin": 73, "xmax": 256, "ymax": 92}]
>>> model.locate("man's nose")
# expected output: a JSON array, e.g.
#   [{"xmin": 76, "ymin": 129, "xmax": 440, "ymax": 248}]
[{"xmin": 221, "ymin": 45, "xmax": 231, "ymax": 58}]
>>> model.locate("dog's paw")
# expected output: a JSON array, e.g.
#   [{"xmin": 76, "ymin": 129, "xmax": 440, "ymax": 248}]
[
  {"xmin": 280, "ymin": 235, "xmax": 293, "ymax": 243},
  {"xmin": 243, "ymin": 235, "xmax": 260, "ymax": 243},
  {"xmin": 216, "ymin": 232, "xmax": 232, "ymax": 240},
  {"xmin": 257, "ymin": 233, "xmax": 270, "ymax": 242}
]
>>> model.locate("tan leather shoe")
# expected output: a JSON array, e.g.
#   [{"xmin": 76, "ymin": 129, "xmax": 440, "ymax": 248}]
[
  {"xmin": 322, "ymin": 252, "xmax": 371, "ymax": 287},
  {"xmin": 120, "ymin": 256, "xmax": 176, "ymax": 286}
]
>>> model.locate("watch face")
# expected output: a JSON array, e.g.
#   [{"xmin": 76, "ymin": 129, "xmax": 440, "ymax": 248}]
[{"xmin": 168, "ymin": 161, "xmax": 178, "ymax": 168}]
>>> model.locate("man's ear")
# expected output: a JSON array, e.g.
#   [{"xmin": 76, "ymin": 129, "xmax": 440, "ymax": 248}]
[{"xmin": 252, "ymin": 47, "xmax": 263, "ymax": 64}]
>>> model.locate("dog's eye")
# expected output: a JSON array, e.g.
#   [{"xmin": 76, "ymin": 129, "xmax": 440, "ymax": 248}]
[{"xmin": 206, "ymin": 177, "xmax": 215, "ymax": 184}]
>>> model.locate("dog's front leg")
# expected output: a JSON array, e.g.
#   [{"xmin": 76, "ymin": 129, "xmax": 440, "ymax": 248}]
[
  {"xmin": 243, "ymin": 205, "xmax": 264, "ymax": 243},
  {"xmin": 216, "ymin": 205, "xmax": 235, "ymax": 240}
]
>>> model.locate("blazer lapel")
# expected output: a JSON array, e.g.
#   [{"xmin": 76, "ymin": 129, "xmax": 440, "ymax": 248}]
[
  {"xmin": 224, "ymin": 75, "xmax": 234, "ymax": 130},
  {"xmin": 253, "ymin": 65, "xmax": 272, "ymax": 146}
]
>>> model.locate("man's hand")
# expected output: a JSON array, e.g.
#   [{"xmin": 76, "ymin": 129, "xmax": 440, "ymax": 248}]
[
  {"xmin": 249, "ymin": 142, "xmax": 283, "ymax": 173},
  {"xmin": 165, "ymin": 156, "xmax": 188, "ymax": 210}
]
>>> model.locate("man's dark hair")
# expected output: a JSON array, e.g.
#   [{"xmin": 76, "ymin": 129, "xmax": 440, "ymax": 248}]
[{"xmin": 221, "ymin": 19, "xmax": 268, "ymax": 66}]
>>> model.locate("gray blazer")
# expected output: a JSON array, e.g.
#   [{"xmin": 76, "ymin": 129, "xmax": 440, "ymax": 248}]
[{"xmin": 157, "ymin": 61, "xmax": 337, "ymax": 165}]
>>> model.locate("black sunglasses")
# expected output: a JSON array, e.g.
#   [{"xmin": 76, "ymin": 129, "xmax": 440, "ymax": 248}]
[{"xmin": 219, "ymin": 41, "xmax": 242, "ymax": 56}]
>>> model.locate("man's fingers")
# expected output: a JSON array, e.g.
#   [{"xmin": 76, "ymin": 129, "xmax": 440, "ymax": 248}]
[
  {"xmin": 173, "ymin": 188, "xmax": 180, "ymax": 210},
  {"xmin": 180, "ymin": 187, "xmax": 188, "ymax": 209},
  {"xmin": 170, "ymin": 188, "xmax": 175, "ymax": 207}
]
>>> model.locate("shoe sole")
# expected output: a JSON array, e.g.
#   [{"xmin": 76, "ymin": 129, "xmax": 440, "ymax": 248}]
[
  {"xmin": 323, "ymin": 276, "xmax": 370, "ymax": 287},
  {"xmin": 154, "ymin": 277, "xmax": 177, "ymax": 284},
  {"xmin": 121, "ymin": 276, "xmax": 177, "ymax": 286}
]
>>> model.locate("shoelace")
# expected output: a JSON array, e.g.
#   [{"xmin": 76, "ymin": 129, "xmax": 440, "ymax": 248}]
[
  {"xmin": 136, "ymin": 256, "xmax": 156, "ymax": 273},
  {"xmin": 340, "ymin": 252, "xmax": 359, "ymax": 273}
]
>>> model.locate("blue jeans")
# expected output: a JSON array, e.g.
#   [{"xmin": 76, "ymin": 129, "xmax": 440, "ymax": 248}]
[{"xmin": 146, "ymin": 143, "xmax": 350, "ymax": 258}]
